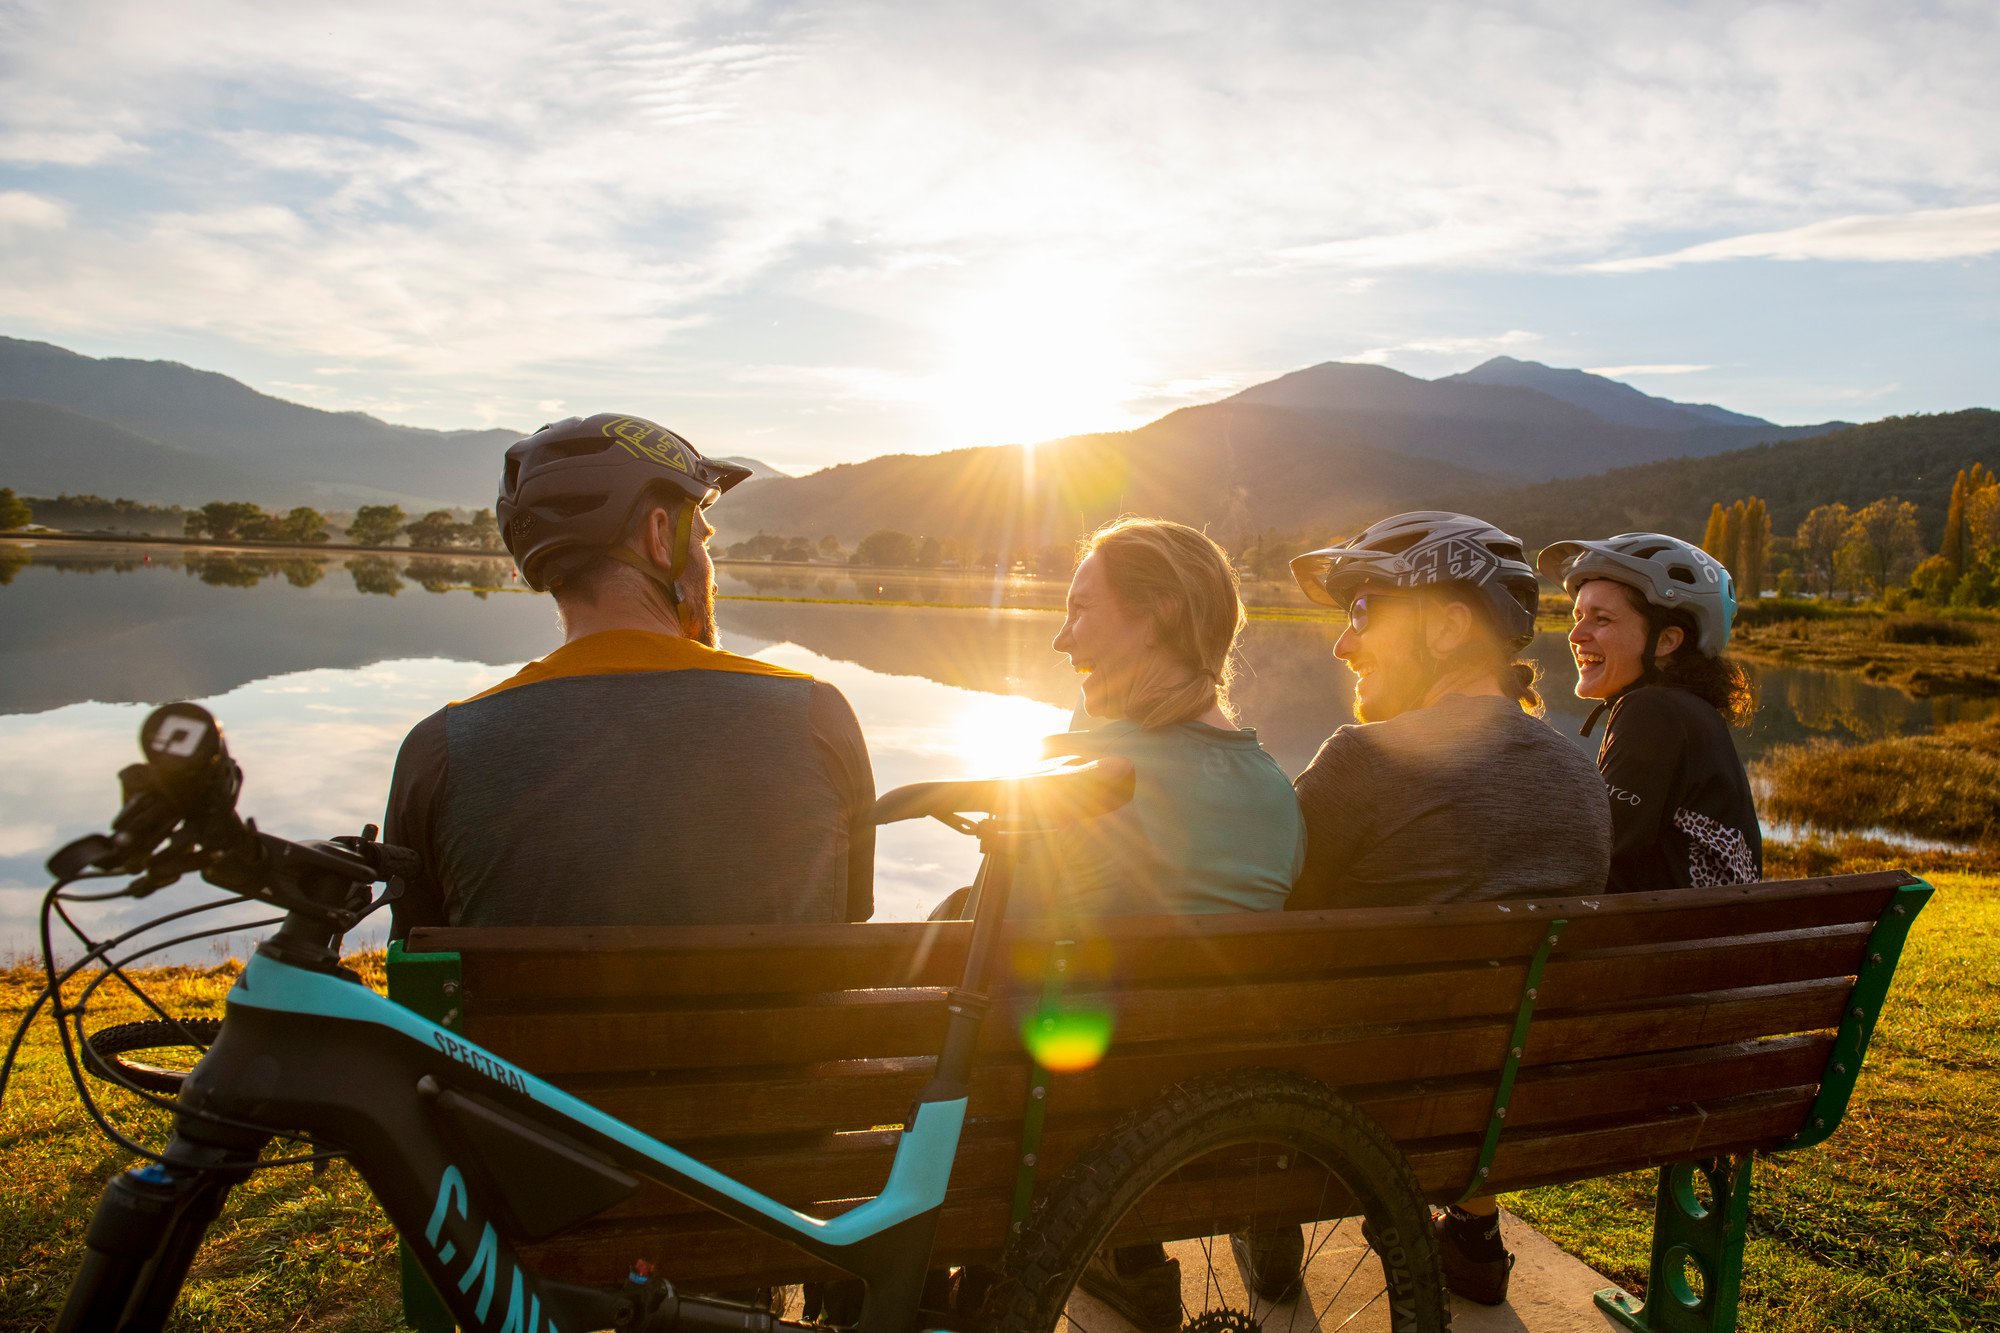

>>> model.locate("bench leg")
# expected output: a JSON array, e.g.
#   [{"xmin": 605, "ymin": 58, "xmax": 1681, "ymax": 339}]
[
  {"xmin": 400, "ymin": 1235, "xmax": 456, "ymax": 1332},
  {"xmin": 1594, "ymin": 1153, "xmax": 1753, "ymax": 1333}
]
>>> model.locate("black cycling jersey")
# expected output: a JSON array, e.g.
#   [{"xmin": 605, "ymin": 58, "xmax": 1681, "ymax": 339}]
[{"xmin": 1596, "ymin": 683, "xmax": 1760, "ymax": 893}]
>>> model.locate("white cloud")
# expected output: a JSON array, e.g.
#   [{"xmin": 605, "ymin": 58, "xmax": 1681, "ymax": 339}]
[
  {"xmin": 1353, "ymin": 330, "xmax": 1541, "ymax": 364},
  {"xmin": 1586, "ymin": 363, "xmax": 1715, "ymax": 376},
  {"xmin": 0, "ymin": 190, "xmax": 69, "ymax": 230},
  {"xmin": 1591, "ymin": 203, "xmax": 2000, "ymax": 271},
  {"xmin": 0, "ymin": 128, "xmax": 136, "ymax": 164},
  {"xmin": 0, "ymin": 0, "xmax": 1994, "ymax": 451}
]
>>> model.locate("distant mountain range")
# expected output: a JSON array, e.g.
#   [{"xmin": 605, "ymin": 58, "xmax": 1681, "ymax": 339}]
[
  {"xmin": 717, "ymin": 357, "xmax": 1848, "ymax": 550},
  {"xmin": 1473, "ymin": 409, "xmax": 2000, "ymax": 547},
  {"xmin": 0, "ymin": 334, "xmax": 1887, "ymax": 547},
  {"xmin": 0, "ymin": 337, "xmax": 517, "ymax": 510}
]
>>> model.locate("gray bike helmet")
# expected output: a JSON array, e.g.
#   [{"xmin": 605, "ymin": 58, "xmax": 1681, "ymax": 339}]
[
  {"xmin": 1291, "ymin": 511, "xmax": 1540, "ymax": 646},
  {"xmin": 1535, "ymin": 533, "xmax": 1736, "ymax": 655},
  {"xmin": 498, "ymin": 413, "xmax": 752, "ymax": 596}
]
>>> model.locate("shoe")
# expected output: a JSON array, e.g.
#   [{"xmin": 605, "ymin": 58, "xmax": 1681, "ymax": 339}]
[
  {"xmin": 1434, "ymin": 1210, "xmax": 1515, "ymax": 1305},
  {"xmin": 1229, "ymin": 1224, "xmax": 1305, "ymax": 1301},
  {"xmin": 1078, "ymin": 1247, "xmax": 1182, "ymax": 1332}
]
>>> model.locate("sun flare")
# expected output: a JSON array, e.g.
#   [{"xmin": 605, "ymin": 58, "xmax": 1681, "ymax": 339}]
[
  {"xmin": 950, "ymin": 693, "xmax": 1072, "ymax": 777},
  {"xmin": 919, "ymin": 263, "xmax": 1144, "ymax": 449}
]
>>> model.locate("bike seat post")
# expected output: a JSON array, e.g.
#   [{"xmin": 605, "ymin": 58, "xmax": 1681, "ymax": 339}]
[{"xmin": 927, "ymin": 821, "xmax": 1027, "ymax": 1098}]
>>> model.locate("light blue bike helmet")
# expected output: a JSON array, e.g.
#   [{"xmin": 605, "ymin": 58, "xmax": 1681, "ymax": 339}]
[{"xmin": 1536, "ymin": 533, "xmax": 1737, "ymax": 655}]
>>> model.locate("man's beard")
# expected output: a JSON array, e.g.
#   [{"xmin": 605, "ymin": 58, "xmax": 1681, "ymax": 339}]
[
  {"xmin": 1352, "ymin": 657, "xmax": 1435, "ymax": 723},
  {"xmin": 678, "ymin": 570, "xmax": 719, "ymax": 647}
]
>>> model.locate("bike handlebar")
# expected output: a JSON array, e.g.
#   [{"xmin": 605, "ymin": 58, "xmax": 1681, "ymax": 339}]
[{"xmin": 46, "ymin": 702, "xmax": 409, "ymax": 930}]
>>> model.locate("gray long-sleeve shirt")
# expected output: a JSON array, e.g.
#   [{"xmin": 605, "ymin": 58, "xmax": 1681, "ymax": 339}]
[{"xmin": 1288, "ymin": 693, "xmax": 1610, "ymax": 910}]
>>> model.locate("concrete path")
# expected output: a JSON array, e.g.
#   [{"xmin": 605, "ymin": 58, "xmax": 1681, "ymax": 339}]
[{"xmin": 1064, "ymin": 1211, "xmax": 1632, "ymax": 1331}]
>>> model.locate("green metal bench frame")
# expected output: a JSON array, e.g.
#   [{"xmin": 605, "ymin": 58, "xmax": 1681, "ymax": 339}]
[
  {"xmin": 1589, "ymin": 880, "xmax": 1932, "ymax": 1332},
  {"xmin": 384, "ymin": 939, "xmax": 462, "ymax": 1333}
]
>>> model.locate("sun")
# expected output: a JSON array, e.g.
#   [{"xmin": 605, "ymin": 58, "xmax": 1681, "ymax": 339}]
[{"xmin": 919, "ymin": 261, "xmax": 1144, "ymax": 449}]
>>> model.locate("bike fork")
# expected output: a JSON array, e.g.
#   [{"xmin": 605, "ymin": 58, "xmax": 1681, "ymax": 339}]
[{"xmin": 57, "ymin": 1129, "xmax": 266, "ymax": 1333}]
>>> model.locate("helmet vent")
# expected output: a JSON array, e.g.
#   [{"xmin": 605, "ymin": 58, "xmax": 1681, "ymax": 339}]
[
  {"xmin": 1668, "ymin": 565, "xmax": 1697, "ymax": 584},
  {"xmin": 545, "ymin": 495, "xmax": 606, "ymax": 518}
]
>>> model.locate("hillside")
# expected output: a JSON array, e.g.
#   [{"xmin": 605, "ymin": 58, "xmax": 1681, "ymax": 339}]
[
  {"xmin": 0, "ymin": 398, "xmax": 265, "ymax": 504},
  {"xmin": 718, "ymin": 360, "xmax": 1848, "ymax": 549},
  {"xmin": 717, "ymin": 400, "xmax": 1501, "ymax": 553},
  {"xmin": 1442, "ymin": 356, "xmax": 1774, "ymax": 431},
  {"xmin": 1472, "ymin": 410, "xmax": 2000, "ymax": 548},
  {"xmin": 1227, "ymin": 360, "xmax": 1839, "ymax": 477},
  {"xmin": 0, "ymin": 337, "xmax": 517, "ymax": 509}
]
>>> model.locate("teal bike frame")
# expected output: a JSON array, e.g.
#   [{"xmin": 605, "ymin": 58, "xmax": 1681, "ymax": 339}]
[{"xmin": 56, "ymin": 824, "xmax": 1026, "ymax": 1333}]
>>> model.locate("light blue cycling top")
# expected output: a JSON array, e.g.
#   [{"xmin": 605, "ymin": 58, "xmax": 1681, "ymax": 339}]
[{"xmin": 1020, "ymin": 719, "xmax": 1305, "ymax": 917}]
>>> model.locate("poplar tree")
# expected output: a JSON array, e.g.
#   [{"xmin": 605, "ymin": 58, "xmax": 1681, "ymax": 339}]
[
  {"xmin": 1944, "ymin": 470, "xmax": 1970, "ymax": 578},
  {"xmin": 1718, "ymin": 502, "xmax": 1743, "ymax": 583},
  {"xmin": 1702, "ymin": 503, "xmax": 1728, "ymax": 561},
  {"xmin": 1737, "ymin": 497, "xmax": 1770, "ymax": 598}
]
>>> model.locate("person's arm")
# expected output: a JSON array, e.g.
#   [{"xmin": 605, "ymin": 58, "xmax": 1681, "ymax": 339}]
[
  {"xmin": 810, "ymin": 681, "xmax": 876, "ymax": 922},
  {"xmin": 383, "ymin": 708, "xmax": 450, "ymax": 941},
  {"xmin": 1597, "ymin": 691, "xmax": 1686, "ymax": 888},
  {"xmin": 1286, "ymin": 730, "xmax": 1371, "ymax": 911}
]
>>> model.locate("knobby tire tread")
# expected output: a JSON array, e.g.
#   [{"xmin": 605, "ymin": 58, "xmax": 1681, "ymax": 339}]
[
  {"xmin": 83, "ymin": 1018, "xmax": 221, "ymax": 1094},
  {"xmin": 979, "ymin": 1068, "xmax": 1448, "ymax": 1333}
]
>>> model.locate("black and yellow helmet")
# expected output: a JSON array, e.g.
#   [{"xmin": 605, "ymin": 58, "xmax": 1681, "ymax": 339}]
[{"xmin": 497, "ymin": 413, "xmax": 752, "ymax": 593}]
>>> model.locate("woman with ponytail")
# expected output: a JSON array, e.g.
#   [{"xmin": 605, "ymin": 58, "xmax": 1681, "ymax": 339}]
[{"xmin": 1037, "ymin": 517, "xmax": 1303, "ymax": 918}]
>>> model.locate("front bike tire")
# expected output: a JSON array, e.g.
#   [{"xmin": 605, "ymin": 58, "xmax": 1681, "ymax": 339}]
[{"xmin": 982, "ymin": 1069, "xmax": 1448, "ymax": 1332}]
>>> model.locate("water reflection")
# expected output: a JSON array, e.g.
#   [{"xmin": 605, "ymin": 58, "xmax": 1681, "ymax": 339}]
[{"xmin": 3, "ymin": 540, "xmax": 1989, "ymax": 961}]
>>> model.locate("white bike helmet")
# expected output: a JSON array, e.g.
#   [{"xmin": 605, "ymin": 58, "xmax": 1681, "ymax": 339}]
[{"xmin": 1536, "ymin": 533, "xmax": 1736, "ymax": 655}]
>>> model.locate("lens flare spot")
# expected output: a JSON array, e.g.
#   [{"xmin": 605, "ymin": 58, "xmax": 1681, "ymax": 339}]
[{"xmin": 1021, "ymin": 1007, "xmax": 1115, "ymax": 1072}]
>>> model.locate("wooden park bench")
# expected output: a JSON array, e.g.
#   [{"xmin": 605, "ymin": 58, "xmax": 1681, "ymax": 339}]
[{"xmin": 386, "ymin": 867, "xmax": 1930, "ymax": 1332}]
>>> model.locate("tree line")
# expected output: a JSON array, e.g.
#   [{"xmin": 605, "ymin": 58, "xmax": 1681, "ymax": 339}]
[
  {"xmin": 1694, "ymin": 479, "xmax": 1998, "ymax": 606},
  {"xmin": 0, "ymin": 489, "xmax": 507, "ymax": 551}
]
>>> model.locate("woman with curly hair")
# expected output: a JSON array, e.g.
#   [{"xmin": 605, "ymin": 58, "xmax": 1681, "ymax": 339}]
[{"xmin": 1538, "ymin": 533, "xmax": 1762, "ymax": 892}]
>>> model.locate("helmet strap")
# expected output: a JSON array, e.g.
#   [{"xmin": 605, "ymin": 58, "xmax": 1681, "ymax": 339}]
[{"xmin": 600, "ymin": 500, "xmax": 695, "ymax": 610}]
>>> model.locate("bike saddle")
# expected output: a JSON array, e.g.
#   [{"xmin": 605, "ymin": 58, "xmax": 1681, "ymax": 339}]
[{"xmin": 870, "ymin": 757, "xmax": 1135, "ymax": 830}]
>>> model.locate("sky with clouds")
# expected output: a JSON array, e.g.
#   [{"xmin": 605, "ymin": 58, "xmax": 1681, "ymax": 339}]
[{"xmin": 1, "ymin": 0, "xmax": 1994, "ymax": 473}]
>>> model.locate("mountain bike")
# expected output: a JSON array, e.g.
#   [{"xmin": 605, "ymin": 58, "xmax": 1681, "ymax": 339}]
[{"xmin": 5, "ymin": 702, "xmax": 1445, "ymax": 1332}]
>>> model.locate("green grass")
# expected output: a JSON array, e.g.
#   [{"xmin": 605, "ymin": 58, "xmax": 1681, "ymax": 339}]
[
  {"xmin": 1507, "ymin": 872, "xmax": 2000, "ymax": 1331},
  {"xmin": 0, "ymin": 957, "xmax": 405, "ymax": 1332},
  {"xmin": 4, "ymin": 885, "xmax": 1993, "ymax": 1331}
]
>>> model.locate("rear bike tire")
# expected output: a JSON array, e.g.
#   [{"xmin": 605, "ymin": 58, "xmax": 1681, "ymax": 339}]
[{"xmin": 981, "ymin": 1069, "xmax": 1447, "ymax": 1333}]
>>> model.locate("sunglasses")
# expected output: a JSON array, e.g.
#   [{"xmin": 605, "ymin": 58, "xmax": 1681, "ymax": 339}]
[{"xmin": 1344, "ymin": 591, "xmax": 1412, "ymax": 634}]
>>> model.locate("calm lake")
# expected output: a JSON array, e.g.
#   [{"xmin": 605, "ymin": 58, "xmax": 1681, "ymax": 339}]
[{"xmin": 2, "ymin": 542, "xmax": 1989, "ymax": 961}]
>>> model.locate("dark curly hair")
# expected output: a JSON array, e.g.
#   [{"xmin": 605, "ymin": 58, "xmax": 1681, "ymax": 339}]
[{"xmin": 1602, "ymin": 581, "xmax": 1754, "ymax": 725}]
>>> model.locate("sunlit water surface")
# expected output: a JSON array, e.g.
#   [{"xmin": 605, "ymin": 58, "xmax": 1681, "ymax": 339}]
[{"xmin": 2, "ymin": 543, "xmax": 1990, "ymax": 962}]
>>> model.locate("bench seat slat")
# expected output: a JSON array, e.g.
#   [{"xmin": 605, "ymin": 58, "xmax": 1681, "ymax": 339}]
[
  {"xmin": 558, "ymin": 1034, "xmax": 1837, "ymax": 1231},
  {"xmin": 512, "ymin": 1085, "xmax": 1817, "ymax": 1288},
  {"xmin": 414, "ymin": 873, "xmax": 1909, "ymax": 1002},
  {"xmin": 457, "ymin": 926, "xmax": 1868, "ymax": 1076},
  {"xmin": 504, "ymin": 978, "xmax": 1849, "ymax": 1144}
]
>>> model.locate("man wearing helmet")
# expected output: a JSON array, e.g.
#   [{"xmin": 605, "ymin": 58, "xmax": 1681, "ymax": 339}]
[
  {"xmin": 1271, "ymin": 511, "xmax": 1610, "ymax": 1307},
  {"xmin": 383, "ymin": 413, "xmax": 875, "ymax": 937}
]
